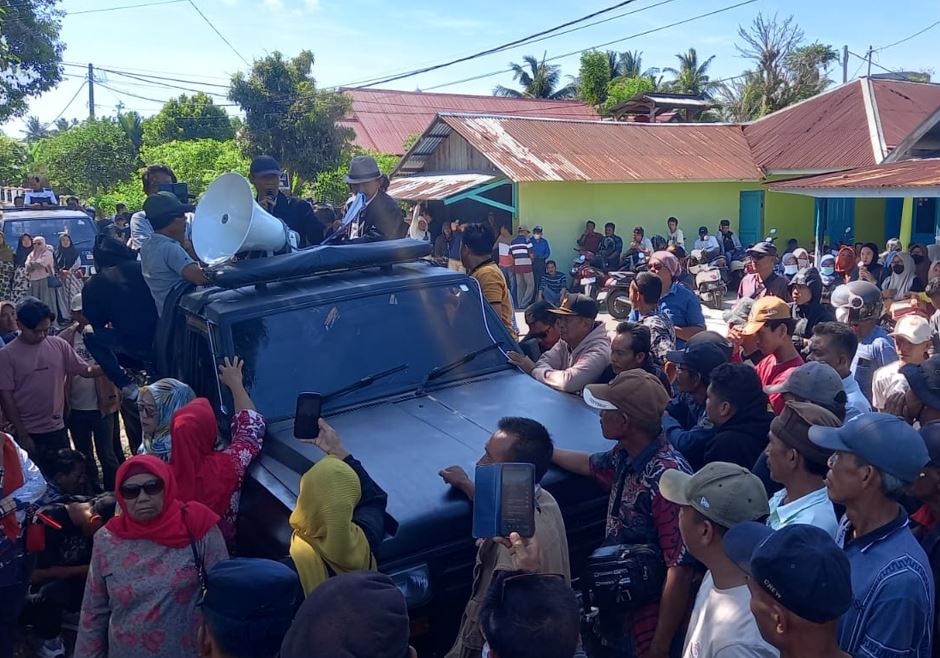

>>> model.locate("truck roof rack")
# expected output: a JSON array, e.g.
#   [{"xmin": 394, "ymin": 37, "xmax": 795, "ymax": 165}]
[{"xmin": 208, "ymin": 238, "xmax": 434, "ymax": 289}]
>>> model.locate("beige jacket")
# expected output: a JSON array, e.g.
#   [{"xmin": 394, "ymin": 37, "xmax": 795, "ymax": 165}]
[
  {"xmin": 445, "ymin": 488, "xmax": 570, "ymax": 658},
  {"xmin": 532, "ymin": 321, "xmax": 611, "ymax": 393}
]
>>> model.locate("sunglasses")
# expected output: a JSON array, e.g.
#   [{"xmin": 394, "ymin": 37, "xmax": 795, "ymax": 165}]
[
  {"xmin": 528, "ymin": 330, "xmax": 550, "ymax": 340},
  {"xmin": 120, "ymin": 478, "xmax": 165, "ymax": 500}
]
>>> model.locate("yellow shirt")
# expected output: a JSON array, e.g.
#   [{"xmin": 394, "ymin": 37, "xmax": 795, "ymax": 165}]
[{"xmin": 471, "ymin": 261, "xmax": 517, "ymax": 341}]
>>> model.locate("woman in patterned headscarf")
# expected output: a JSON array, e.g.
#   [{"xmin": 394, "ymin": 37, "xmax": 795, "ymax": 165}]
[
  {"xmin": 0, "ymin": 232, "xmax": 14, "ymax": 302},
  {"xmin": 137, "ymin": 378, "xmax": 196, "ymax": 461}
]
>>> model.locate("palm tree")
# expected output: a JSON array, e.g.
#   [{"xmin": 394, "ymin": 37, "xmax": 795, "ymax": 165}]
[
  {"xmin": 23, "ymin": 116, "xmax": 50, "ymax": 142},
  {"xmin": 53, "ymin": 118, "xmax": 78, "ymax": 133},
  {"xmin": 607, "ymin": 50, "xmax": 662, "ymax": 88},
  {"xmin": 663, "ymin": 48, "xmax": 717, "ymax": 97},
  {"xmin": 494, "ymin": 53, "xmax": 577, "ymax": 100},
  {"xmin": 117, "ymin": 111, "xmax": 144, "ymax": 153}
]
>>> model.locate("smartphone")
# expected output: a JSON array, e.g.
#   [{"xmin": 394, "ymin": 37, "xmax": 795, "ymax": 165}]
[
  {"xmin": 472, "ymin": 463, "xmax": 536, "ymax": 539},
  {"xmin": 294, "ymin": 392, "xmax": 323, "ymax": 440}
]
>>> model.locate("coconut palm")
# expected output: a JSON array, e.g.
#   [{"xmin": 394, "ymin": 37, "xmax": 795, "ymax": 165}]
[
  {"xmin": 494, "ymin": 53, "xmax": 577, "ymax": 99},
  {"xmin": 22, "ymin": 116, "xmax": 50, "ymax": 142},
  {"xmin": 117, "ymin": 110, "xmax": 144, "ymax": 153},
  {"xmin": 663, "ymin": 48, "xmax": 718, "ymax": 97}
]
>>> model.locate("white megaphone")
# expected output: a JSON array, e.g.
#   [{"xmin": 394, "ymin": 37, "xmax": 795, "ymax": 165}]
[{"xmin": 192, "ymin": 172, "xmax": 290, "ymax": 266}]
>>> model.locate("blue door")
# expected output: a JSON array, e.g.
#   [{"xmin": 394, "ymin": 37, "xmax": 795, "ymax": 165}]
[
  {"xmin": 912, "ymin": 197, "xmax": 939, "ymax": 246},
  {"xmin": 824, "ymin": 198, "xmax": 855, "ymax": 246},
  {"xmin": 885, "ymin": 198, "xmax": 903, "ymax": 243},
  {"xmin": 738, "ymin": 191, "xmax": 764, "ymax": 247}
]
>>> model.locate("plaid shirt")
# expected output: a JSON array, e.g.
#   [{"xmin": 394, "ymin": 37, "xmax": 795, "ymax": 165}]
[{"xmin": 638, "ymin": 310, "xmax": 676, "ymax": 366}]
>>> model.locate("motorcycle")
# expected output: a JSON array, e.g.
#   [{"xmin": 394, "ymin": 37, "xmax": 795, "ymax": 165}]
[
  {"xmin": 573, "ymin": 258, "xmax": 607, "ymax": 299},
  {"xmin": 597, "ymin": 270, "xmax": 636, "ymax": 319},
  {"xmin": 689, "ymin": 248, "xmax": 727, "ymax": 310}
]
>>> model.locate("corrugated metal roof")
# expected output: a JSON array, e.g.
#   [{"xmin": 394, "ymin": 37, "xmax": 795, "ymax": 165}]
[
  {"xmin": 744, "ymin": 79, "xmax": 940, "ymax": 172},
  {"xmin": 768, "ymin": 158, "xmax": 940, "ymax": 191},
  {"xmin": 340, "ymin": 88, "xmax": 600, "ymax": 155},
  {"xmin": 428, "ymin": 114, "xmax": 761, "ymax": 182},
  {"xmin": 386, "ymin": 173, "xmax": 498, "ymax": 200}
]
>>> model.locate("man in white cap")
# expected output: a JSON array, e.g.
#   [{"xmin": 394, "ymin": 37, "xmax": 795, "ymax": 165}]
[
  {"xmin": 872, "ymin": 314, "xmax": 931, "ymax": 412},
  {"xmin": 344, "ymin": 155, "xmax": 406, "ymax": 241}
]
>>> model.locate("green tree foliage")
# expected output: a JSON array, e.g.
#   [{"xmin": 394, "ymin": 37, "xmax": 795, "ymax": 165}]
[
  {"xmin": 139, "ymin": 139, "xmax": 250, "ymax": 197},
  {"xmin": 228, "ymin": 50, "xmax": 352, "ymax": 189},
  {"xmin": 0, "ymin": 0, "xmax": 64, "ymax": 122},
  {"xmin": 92, "ymin": 178, "xmax": 144, "ymax": 217},
  {"xmin": 578, "ymin": 51, "xmax": 611, "ymax": 107},
  {"xmin": 142, "ymin": 92, "xmax": 235, "ymax": 147},
  {"xmin": 0, "ymin": 135, "xmax": 30, "ymax": 186},
  {"xmin": 603, "ymin": 76, "xmax": 656, "ymax": 113},
  {"xmin": 117, "ymin": 110, "xmax": 144, "ymax": 154},
  {"xmin": 31, "ymin": 118, "xmax": 136, "ymax": 198},
  {"xmin": 663, "ymin": 48, "xmax": 718, "ymax": 97},
  {"xmin": 312, "ymin": 150, "xmax": 399, "ymax": 206},
  {"xmin": 23, "ymin": 115, "xmax": 50, "ymax": 143},
  {"xmin": 494, "ymin": 53, "xmax": 577, "ymax": 99}
]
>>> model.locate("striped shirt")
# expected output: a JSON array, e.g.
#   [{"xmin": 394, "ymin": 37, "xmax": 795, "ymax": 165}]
[{"xmin": 509, "ymin": 241, "xmax": 533, "ymax": 274}]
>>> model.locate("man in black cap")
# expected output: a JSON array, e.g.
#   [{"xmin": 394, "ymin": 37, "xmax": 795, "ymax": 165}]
[
  {"xmin": 507, "ymin": 294, "xmax": 610, "ymax": 394},
  {"xmin": 139, "ymin": 192, "xmax": 209, "ymax": 317},
  {"xmin": 279, "ymin": 571, "xmax": 415, "ymax": 658},
  {"xmin": 344, "ymin": 155, "xmax": 406, "ymax": 241},
  {"xmin": 724, "ymin": 523, "xmax": 853, "ymax": 658},
  {"xmin": 519, "ymin": 301, "xmax": 560, "ymax": 362},
  {"xmin": 737, "ymin": 241, "xmax": 788, "ymax": 301},
  {"xmin": 198, "ymin": 558, "xmax": 302, "ymax": 658},
  {"xmin": 249, "ymin": 155, "xmax": 324, "ymax": 247},
  {"xmin": 129, "ymin": 164, "xmax": 177, "ymax": 251}
]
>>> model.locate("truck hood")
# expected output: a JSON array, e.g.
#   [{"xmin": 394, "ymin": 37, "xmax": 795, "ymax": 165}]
[{"xmin": 249, "ymin": 369, "xmax": 610, "ymax": 560}]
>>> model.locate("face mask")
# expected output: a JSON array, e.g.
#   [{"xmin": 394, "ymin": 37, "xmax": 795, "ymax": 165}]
[
  {"xmin": 821, "ymin": 266, "xmax": 835, "ymax": 276},
  {"xmin": 893, "ymin": 264, "xmax": 905, "ymax": 274},
  {"xmin": 533, "ymin": 234, "xmax": 541, "ymax": 240},
  {"xmin": 912, "ymin": 254, "xmax": 925, "ymax": 265},
  {"xmin": 784, "ymin": 265, "xmax": 798, "ymax": 275}
]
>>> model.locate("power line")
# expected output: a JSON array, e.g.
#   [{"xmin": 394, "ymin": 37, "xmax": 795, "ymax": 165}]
[
  {"xmin": 62, "ymin": 62, "xmax": 230, "ymax": 89},
  {"xmin": 50, "ymin": 80, "xmax": 88, "ymax": 123},
  {"xmin": 875, "ymin": 19, "xmax": 940, "ymax": 52},
  {"xmin": 186, "ymin": 0, "xmax": 250, "ymax": 67},
  {"xmin": 68, "ymin": 0, "xmax": 187, "ymax": 15},
  {"xmin": 847, "ymin": 49, "xmax": 901, "ymax": 77},
  {"xmin": 62, "ymin": 60, "xmax": 231, "ymax": 81},
  {"xmin": 425, "ymin": 0, "xmax": 759, "ymax": 91}
]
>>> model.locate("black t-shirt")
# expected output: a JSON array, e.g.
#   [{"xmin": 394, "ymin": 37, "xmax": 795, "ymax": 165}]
[
  {"xmin": 35, "ymin": 503, "xmax": 93, "ymax": 570},
  {"xmin": 82, "ymin": 260, "xmax": 159, "ymax": 352},
  {"xmin": 272, "ymin": 192, "xmax": 325, "ymax": 248}
]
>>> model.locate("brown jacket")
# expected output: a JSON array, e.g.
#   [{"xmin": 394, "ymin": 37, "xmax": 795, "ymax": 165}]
[
  {"xmin": 446, "ymin": 487, "xmax": 570, "ymax": 658},
  {"xmin": 58, "ymin": 324, "xmax": 121, "ymax": 416}
]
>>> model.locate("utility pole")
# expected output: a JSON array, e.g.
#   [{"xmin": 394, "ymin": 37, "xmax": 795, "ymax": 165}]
[
  {"xmin": 867, "ymin": 46, "xmax": 873, "ymax": 78},
  {"xmin": 88, "ymin": 63, "xmax": 95, "ymax": 119},
  {"xmin": 842, "ymin": 45, "xmax": 849, "ymax": 83}
]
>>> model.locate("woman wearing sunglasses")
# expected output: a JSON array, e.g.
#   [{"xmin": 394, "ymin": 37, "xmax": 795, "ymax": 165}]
[{"xmin": 75, "ymin": 455, "xmax": 228, "ymax": 658}]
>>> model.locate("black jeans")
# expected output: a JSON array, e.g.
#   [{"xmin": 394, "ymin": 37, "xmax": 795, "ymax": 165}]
[
  {"xmin": 22, "ymin": 577, "xmax": 86, "ymax": 640},
  {"xmin": 119, "ymin": 396, "xmax": 142, "ymax": 456},
  {"xmin": 83, "ymin": 327, "xmax": 151, "ymax": 390},
  {"xmin": 0, "ymin": 540, "xmax": 29, "ymax": 658},
  {"xmin": 68, "ymin": 409, "xmax": 118, "ymax": 492},
  {"xmin": 29, "ymin": 428, "xmax": 70, "ymax": 479}
]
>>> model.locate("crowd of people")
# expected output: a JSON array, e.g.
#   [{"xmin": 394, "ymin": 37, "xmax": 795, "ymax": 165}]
[{"xmin": 7, "ymin": 162, "xmax": 940, "ymax": 658}]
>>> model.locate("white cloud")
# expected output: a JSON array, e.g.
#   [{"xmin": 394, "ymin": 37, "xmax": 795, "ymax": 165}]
[
  {"xmin": 304, "ymin": 0, "xmax": 319, "ymax": 9},
  {"xmin": 263, "ymin": 0, "xmax": 284, "ymax": 8}
]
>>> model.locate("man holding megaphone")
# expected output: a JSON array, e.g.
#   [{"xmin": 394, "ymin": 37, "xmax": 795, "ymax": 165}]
[{"xmin": 249, "ymin": 156, "xmax": 325, "ymax": 248}]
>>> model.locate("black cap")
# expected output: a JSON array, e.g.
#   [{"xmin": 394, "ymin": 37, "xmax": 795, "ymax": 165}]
[
  {"xmin": 903, "ymin": 355, "xmax": 940, "ymax": 412},
  {"xmin": 746, "ymin": 241, "xmax": 778, "ymax": 257},
  {"xmin": 724, "ymin": 522, "xmax": 853, "ymax": 624},
  {"xmin": 524, "ymin": 300, "xmax": 557, "ymax": 327},
  {"xmin": 698, "ymin": 225, "xmax": 708, "ymax": 235},
  {"xmin": 142, "ymin": 192, "xmax": 194, "ymax": 231},
  {"xmin": 547, "ymin": 293, "xmax": 599, "ymax": 320},
  {"xmin": 665, "ymin": 342, "xmax": 728, "ymax": 376},
  {"xmin": 250, "ymin": 155, "xmax": 281, "ymax": 177}
]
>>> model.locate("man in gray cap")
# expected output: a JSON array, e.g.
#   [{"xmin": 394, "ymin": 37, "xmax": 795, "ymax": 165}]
[
  {"xmin": 249, "ymin": 155, "xmax": 324, "ymax": 247},
  {"xmin": 344, "ymin": 155, "xmax": 406, "ymax": 241},
  {"xmin": 809, "ymin": 413, "xmax": 933, "ymax": 657},
  {"xmin": 737, "ymin": 241, "xmax": 788, "ymax": 301}
]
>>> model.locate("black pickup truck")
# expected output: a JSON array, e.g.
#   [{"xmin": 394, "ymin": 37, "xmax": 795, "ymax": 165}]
[{"xmin": 164, "ymin": 240, "xmax": 608, "ymax": 656}]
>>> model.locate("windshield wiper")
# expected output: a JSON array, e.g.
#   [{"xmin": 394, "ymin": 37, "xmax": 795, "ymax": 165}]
[
  {"xmin": 417, "ymin": 343, "xmax": 504, "ymax": 393},
  {"xmin": 325, "ymin": 363, "xmax": 409, "ymax": 403}
]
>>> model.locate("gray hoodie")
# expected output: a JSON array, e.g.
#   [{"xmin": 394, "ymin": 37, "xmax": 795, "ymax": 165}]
[{"xmin": 532, "ymin": 321, "xmax": 611, "ymax": 393}]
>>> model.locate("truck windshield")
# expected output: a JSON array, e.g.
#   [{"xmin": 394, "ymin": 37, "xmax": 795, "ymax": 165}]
[
  {"xmin": 2, "ymin": 216, "xmax": 97, "ymax": 251},
  {"xmin": 231, "ymin": 282, "xmax": 513, "ymax": 420}
]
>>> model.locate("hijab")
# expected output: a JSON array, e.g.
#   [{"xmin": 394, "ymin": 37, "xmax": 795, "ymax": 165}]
[
  {"xmin": 882, "ymin": 251, "xmax": 917, "ymax": 298},
  {"xmin": 929, "ymin": 260, "xmax": 940, "ymax": 284},
  {"xmin": 792, "ymin": 248, "xmax": 811, "ymax": 270},
  {"xmin": 54, "ymin": 234, "xmax": 79, "ymax": 270},
  {"xmin": 910, "ymin": 243, "xmax": 930, "ymax": 283},
  {"xmin": 408, "ymin": 215, "xmax": 429, "ymax": 241},
  {"xmin": 819, "ymin": 254, "xmax": 836, "ymax": 280},
  {"xmin": 108, "ymin": 455, "xmax": 219, "ymax": 548},
  {"xmin": 835, "ymin": 246, "xmax": 857, "ymax": 281},
  {"xmin": 139, "ymin": 378, "xmax": 197, "ymax": 461},
  {"xmin": 289, "ymin": 456, "xmax": 376, "ymax": 596},
  {"xmin": 0, "ymin": 233, "xmax": 13, "ymax": 266},
  {"xmin": 169, "ymin": 398, "xmax": 238, "ymax": 517},
  {"xmin": 15, "ymin": 234, "xmax": 32, "ymax": 268},
  {"xmin": 782, "ymin": 252, "xmax": 797, "ymax": 277}
]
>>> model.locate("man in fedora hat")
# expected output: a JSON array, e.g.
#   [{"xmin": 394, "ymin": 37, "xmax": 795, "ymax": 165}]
[
  {"xmin": 249, "ymin": 155, "xmax": 324, "ymax": 248},
  {"xmin": 344, "ymin": 155, "xmax": 406, "ymax": 242}
]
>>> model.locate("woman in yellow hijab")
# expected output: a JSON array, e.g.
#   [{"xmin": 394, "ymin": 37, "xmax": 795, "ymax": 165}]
[{"xmin": 289, "ymin": 455, "xmax": 378, "ymax": 595}]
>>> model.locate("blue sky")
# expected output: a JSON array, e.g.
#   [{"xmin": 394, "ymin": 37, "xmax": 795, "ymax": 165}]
[{"xmin": 4, "ymin": 0, "xmax": 939, "ymax": 137}]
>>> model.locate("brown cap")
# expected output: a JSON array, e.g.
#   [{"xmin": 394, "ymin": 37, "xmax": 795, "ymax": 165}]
[
  {"xmin": 583, "ymin": 370, "xmax": 669, "ymax": 424},
  {"xmin": 548, "ymin": 293, "xmax": 599, "ymax": 320},
  {"xmin": 770, "ymin": 400, "xmax": 840, "ymax": 466},
  {"xmin": 740, "ymin": 296, "xmax": 792, "ymax": 336}
]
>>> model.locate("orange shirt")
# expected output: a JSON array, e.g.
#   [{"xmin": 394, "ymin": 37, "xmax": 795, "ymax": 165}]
[{"xmin": 471, "ymin": 261, "xmax": 517, "ymax": 340}]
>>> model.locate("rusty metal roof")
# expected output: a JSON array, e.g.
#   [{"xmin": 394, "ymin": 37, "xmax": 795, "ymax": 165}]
[
  {"xmin": 386, "ymin": 172, "xmax": 498, "ymax": 200},
  {"xmin": 744, "ymin": 79, "xmax": 940, "ymax": 172},
  {"xmin": 339, "ymin": 88, "xmax": 600, "ymax": 155},
  {"xmin": 768, "ymin": 159, "xmax": 940, "ymax": 196},
  {"xmin": 400, "ymin": 114, "xmax": 762, "ymax": 182}
]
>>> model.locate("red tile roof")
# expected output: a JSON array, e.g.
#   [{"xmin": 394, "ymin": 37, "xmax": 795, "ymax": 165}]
[
  {"xmin": 768, "ymin": 158, "xmax": 940, "ymax": 192},
  {"xmin": 744, "ymin": 79, "xmax": 940, "ymax": 173},
  {"xmin": 412, "ymin": 115, "xmax": 762, "ymax": 182},
  {"xmin": 339, "ymin": 88, "xmax": 600, "ymax": 155}
]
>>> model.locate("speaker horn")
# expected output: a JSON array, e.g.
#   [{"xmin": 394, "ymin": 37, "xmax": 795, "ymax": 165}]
[{"xmin": 192, "ymin": 172, "xmax": 289, "ymax": 266}]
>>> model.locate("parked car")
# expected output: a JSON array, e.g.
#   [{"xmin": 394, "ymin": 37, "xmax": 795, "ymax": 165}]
[
  {"xmin": 1, "ymin": 207, "xmax": 99, "ymax": 272},
  {"xmin": 160, "ymin": 240, "xmax": 608, "ymax": 656}
]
